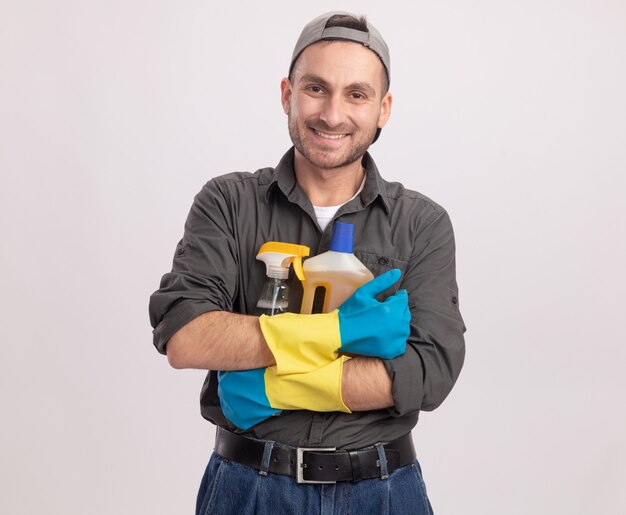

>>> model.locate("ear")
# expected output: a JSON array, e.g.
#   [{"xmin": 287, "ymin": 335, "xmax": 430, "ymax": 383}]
[
  {"xmin": 377, "ymin": 91, "xmax": 392, "ymax": 129},
  {"xmin": 280, "ymin": 77, "xmax": 292, "ymax": 114}
]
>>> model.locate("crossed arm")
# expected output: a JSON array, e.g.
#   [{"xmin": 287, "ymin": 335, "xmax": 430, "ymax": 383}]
[{"xmin": 166, "ymin": 311, "xmax": 393, "ymax": 411}]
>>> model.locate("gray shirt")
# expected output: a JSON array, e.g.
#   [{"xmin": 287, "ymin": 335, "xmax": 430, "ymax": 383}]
[{"xmin": 149, "ymin": 148, "xmax": 466, "ymax": 449}]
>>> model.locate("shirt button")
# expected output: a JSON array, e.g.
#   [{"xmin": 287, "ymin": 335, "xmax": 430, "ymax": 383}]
[
  {"xmin": 378, "ymin": 257, "xmax": 389, "ymax": 266},
  {"xmin": 451, "ymin": 296, "xmax": 458, "ymax": 305}
]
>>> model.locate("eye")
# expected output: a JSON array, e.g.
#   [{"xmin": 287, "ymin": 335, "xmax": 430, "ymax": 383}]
[
  {"xmin": 306, "ymin": 85, "xmax": 324, "ymax": 94},
  {"xmin": 350, "ymin": 92, "xmax": 366, "ymax": 100}
]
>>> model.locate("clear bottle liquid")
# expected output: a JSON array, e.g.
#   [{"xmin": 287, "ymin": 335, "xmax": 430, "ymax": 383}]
[
  {"xmin": 255, "ymin": 277, "xmax": 289, "ymax": 316},
  {"xmin": 254, "ymin": 242, "xmax": 309, "ymax": 316}
]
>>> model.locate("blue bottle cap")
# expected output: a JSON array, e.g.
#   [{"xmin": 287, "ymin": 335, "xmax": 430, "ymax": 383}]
[{"xmin": 329, "ymin": 221, "xmax": 354, "ymax": 253}]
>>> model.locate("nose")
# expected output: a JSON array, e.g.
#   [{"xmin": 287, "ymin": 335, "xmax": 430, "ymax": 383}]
[{"xmin": 319, "ymin": 94, "xmax": 345, "ymax": 129}]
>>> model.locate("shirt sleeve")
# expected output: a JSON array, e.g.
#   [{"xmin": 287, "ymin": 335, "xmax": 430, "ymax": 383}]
[
  {"xmin": 149, "ymin": 178, "xmax": 239, "ymax": 355},
  {"xmin": 383, "ymin": 209, "xmax": 466, "ymax": 415}
]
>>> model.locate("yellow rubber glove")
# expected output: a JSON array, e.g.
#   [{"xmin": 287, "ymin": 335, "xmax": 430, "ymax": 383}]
[
  {"xmin": 260, "ymin": 269, "xmax": 409, "ymax": 375},
  {"xmin": 259, "ymin": 311, "xmax": 340, "ymax": 374},
  {"xmin": 264, "ymin": 356, "xmax": 351, "ymax": 413},
  {"xmin": 218, "ymin": 356, "xmax": 351, "ymax": 430}
]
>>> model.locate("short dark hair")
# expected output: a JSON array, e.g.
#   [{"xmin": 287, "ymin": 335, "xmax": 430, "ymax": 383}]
[
  {"xmin": 289, "ymin": 14, "xmax": 390, "ymax": 95},
  {"xmin": 325, "ymin": 14, "xmax": 368, "ymax": 32}
]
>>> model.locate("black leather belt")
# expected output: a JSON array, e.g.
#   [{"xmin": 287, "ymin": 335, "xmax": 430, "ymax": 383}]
[{"xmin": 214, "ymin": 427, "xmax": 416, "ymax": 483}]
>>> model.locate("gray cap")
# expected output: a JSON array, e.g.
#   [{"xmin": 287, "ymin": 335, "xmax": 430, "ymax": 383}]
[{"xmin": 290, "ymin": 11, "xmax": 390, "ymax": 84}]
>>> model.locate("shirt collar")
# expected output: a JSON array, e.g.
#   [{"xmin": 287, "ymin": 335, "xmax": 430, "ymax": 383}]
[{"xmin": 264, "ymin": 147, "xmax": 390, "ymax": 214}]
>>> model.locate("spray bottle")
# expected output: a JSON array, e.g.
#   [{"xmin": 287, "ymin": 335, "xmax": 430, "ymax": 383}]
[
  {"xmin": 255, "ymin": 242, "xmax": 310, "ymax": 316},
  {"xmin": 300, "ymin": 222, "xmax": 374, "ymax": 314}
]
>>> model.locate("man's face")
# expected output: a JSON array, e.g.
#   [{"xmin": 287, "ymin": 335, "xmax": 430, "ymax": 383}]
[{"xmin": 281, "ymin": 41, "xmax": 392, "ymax": 170}]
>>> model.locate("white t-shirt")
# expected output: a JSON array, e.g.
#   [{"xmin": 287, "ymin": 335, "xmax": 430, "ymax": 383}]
[{"xmin": 313, "ymin": 175, "xmax": 366, "ymax": 232}]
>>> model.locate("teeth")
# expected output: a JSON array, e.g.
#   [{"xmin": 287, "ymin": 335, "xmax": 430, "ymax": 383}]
[{"xmin": 314, "ymin": 129, "xmax": 346, "ymax": 140}]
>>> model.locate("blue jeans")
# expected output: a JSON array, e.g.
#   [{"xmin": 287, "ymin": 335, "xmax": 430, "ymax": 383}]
[{"xmin": 196, "ymin": 452, "xmax": 434, "ymax": 515}]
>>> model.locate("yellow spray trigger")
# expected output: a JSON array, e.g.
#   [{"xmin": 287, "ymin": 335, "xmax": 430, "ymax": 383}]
[
  {"xmin": 256, "ymin": 242, "xmax": 310, "ymax": 281},
  {"xmin": 292, "ymin": 256, "xmax": 305, "ymax": 281}
]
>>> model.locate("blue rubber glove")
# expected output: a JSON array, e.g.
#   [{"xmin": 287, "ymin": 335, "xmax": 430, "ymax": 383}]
[
  {"xmin": 259, "ymin": 269, "xmax": 410, "ymax": 377},
  {"xmin": 217, "ymin": 368, "xmax": 280, "ymax": 430},
  {"xmin": 218, "ymin": 356, "xmax": 351, "ymax": 430},
  {"xmin": 337, "ymin": 268, "xmax": 410, "ymax": 359},
  {"xmin": 218, "ymin": 269, "xmax": 409, "ymax": 430}
]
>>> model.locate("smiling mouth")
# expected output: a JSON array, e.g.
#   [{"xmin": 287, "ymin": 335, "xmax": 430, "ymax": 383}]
[{"xmin": 311, "ymin": 128, "xmax": 349, "ymax": 140}]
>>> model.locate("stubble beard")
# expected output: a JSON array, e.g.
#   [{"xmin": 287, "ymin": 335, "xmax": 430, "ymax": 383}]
[{"xmin": 288, "ymin": 113, "xmax": 377, "ymax": 170}]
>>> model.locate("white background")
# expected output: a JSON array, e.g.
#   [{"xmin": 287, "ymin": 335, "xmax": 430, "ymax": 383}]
[{"xmin": 1, "ymin": 1, "xmax": 625, "ymax": 514}]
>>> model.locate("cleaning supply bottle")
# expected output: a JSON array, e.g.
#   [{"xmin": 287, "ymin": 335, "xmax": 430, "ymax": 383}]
[
  {"xmin": 300, "ymin": 222, "xmax": 374, "ymax": 314},
  {"xmin": 255, "ymin": 242, "xmax": 310, "ymax": 316}
]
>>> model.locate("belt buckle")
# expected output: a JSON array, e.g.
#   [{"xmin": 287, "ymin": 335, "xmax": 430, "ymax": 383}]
[{"xmin": 296, "ymin": 447, "xmax": 337, "ymax": 484}]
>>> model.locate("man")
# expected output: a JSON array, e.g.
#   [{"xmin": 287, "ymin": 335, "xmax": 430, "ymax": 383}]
[{"xmin": 150, "ymin": 11, "xmax": 465, "ymax": 515}]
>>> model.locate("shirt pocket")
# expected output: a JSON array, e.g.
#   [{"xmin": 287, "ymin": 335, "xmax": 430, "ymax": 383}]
[{"xmin": 354, "ymin": 251, "xmax": 409, "ymax": 300}]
